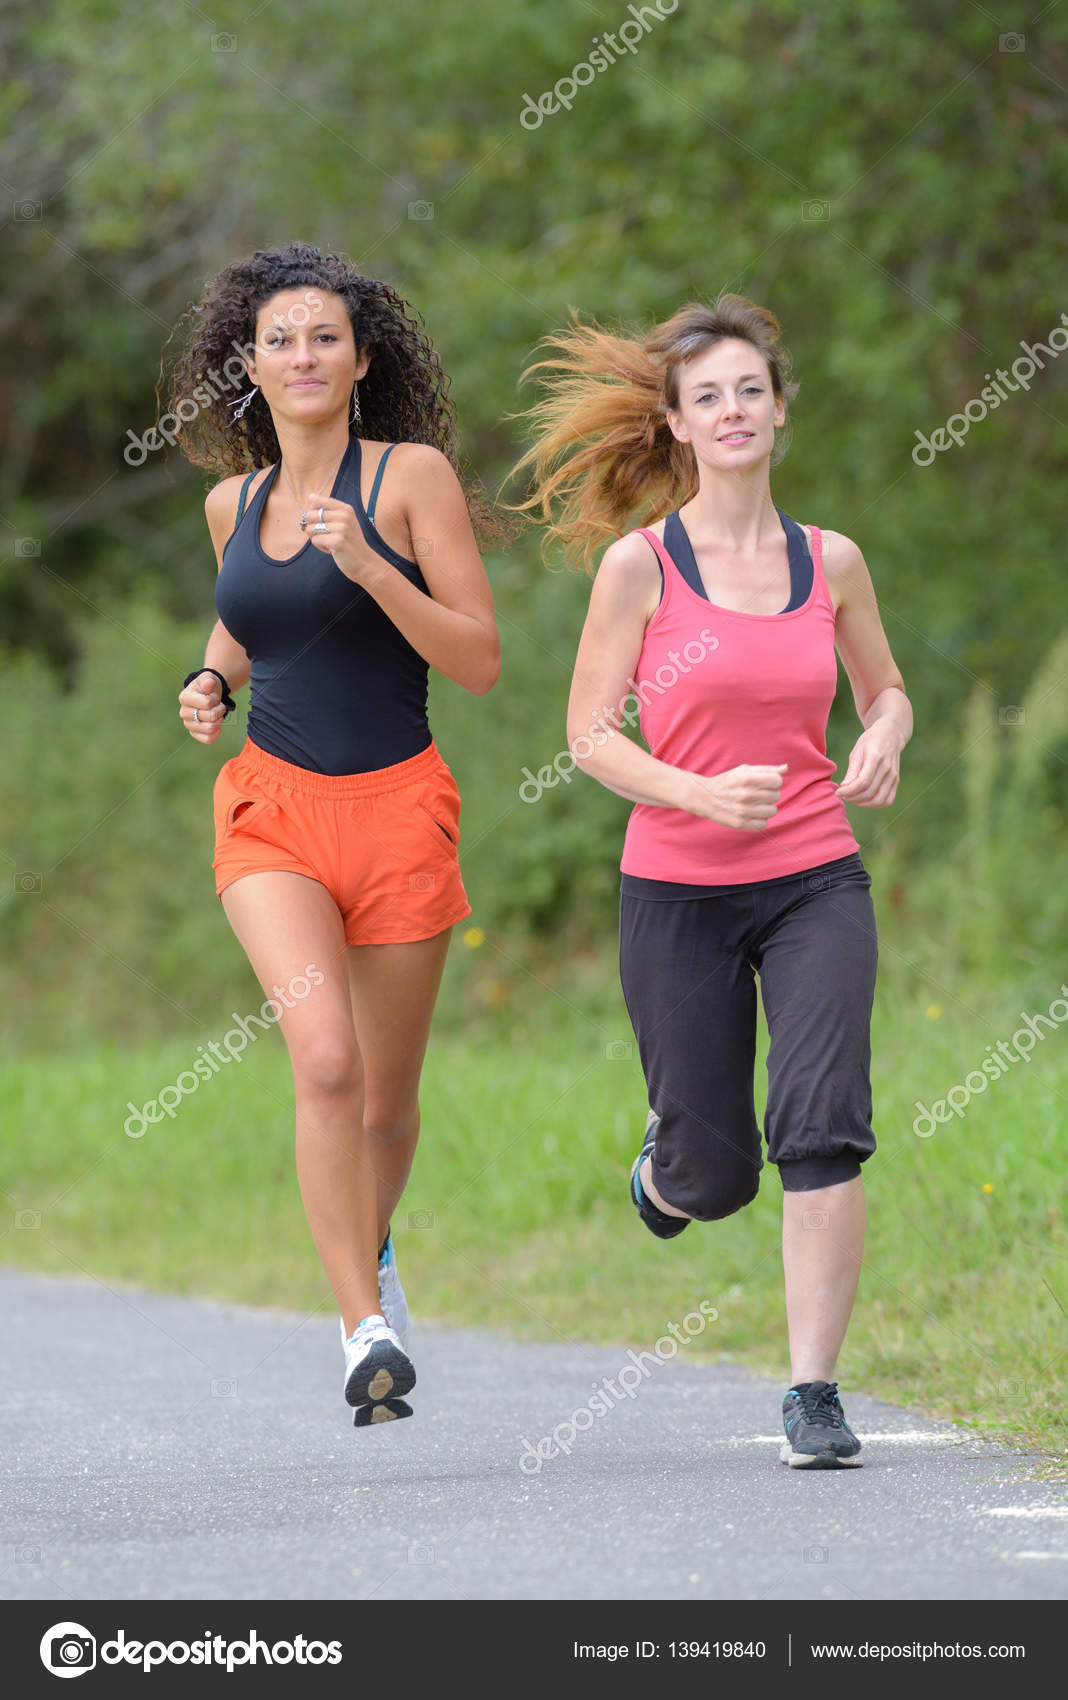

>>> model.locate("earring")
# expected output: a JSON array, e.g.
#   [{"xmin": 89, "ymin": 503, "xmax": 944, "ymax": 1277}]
[
  {"xmin": 227, "ymin": 385, "xmax": 259, "ymax": 423},
  {"xmin": 351, "ymin": 381, "xmax": 362, "ymax": 428}
]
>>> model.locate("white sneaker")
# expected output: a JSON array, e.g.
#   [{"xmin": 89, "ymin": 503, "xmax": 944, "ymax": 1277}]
[
  {"xmin": 341, "ymin": 1312, "xmax": 416, "ymax": 1409},
  {"xmin": 377, "ymin": 1230, "xmax": 410, "ymax": 1352}
]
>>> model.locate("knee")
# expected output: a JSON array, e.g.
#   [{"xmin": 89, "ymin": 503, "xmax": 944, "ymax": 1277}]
[
  {"xmin": 687, "ymin": 1169, "xmax": 760, "ymax": 1222},
  {"xmin": 362, "ymin": 1100, "xmax": 419, "ymax": 1148},
  {"xmin": 658, "ymin": 1162, "xmax": 760, "ymax": 1223},
  {"xmin": 293, "ymin": 1039, "xmax": 362, "ymax": 1101},
  {"xmin": 652, "ymin": 1114, "xmax": 761, "ymax": 1222}
]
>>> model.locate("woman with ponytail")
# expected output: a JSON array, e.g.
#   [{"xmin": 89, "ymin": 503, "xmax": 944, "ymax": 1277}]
[{"xmin": 510, "ymin": 294, "xmax": 911, "ymax": 1468}]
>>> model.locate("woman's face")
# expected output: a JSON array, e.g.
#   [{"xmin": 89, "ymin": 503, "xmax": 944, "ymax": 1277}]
[
  {"xmin": 245, "ymin": 288, "xmax": 370, "ymax": 426},
  {"xmin": 666, "ymin": 337, "xmax": 785, "ymax": 471}
]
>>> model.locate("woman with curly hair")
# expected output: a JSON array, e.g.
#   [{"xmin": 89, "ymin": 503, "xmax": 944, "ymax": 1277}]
[
  {"xmin": 167, "ymin": 242, "xmax": 500, "ymax": 1426},
  {"xmin": 509, "ymin": 293, "xmax": 912, "ymax": 1468}
]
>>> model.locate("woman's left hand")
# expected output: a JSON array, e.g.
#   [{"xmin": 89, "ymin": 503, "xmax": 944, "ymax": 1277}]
[
  {"xmin": 304, "ymin": 491, "xmax": 381, "ymax": 586},
  {"xmin": 835, "ymin": 722, "xmax": 903, "ymax": 807}
]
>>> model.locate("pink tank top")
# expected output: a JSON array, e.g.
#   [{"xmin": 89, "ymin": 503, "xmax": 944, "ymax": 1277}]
[{"xmin": 619, "ymin": 520, "xmax": 859, "ymax": 884}]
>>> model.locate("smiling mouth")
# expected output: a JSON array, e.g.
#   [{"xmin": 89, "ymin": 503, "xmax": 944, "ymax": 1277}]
[{"xmin": 719, "ymin": 432, "xmax": 753, "ymax": 441}]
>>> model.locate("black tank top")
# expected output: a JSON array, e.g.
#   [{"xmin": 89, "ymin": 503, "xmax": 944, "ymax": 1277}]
[{"xmin": 215, "ymin": 436, "xmax": 432, "ymax": 775}]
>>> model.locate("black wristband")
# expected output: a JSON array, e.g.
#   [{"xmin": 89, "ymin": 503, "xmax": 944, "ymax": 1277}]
[{"xmin": 183, "ymin": 667, "xmax": 236, "ymax": 716}]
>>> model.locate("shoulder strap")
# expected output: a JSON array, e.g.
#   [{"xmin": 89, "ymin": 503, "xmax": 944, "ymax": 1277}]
[
  {"xmin": 366, "ymin": 444, "xmax": 396, "ymax": 525},
  {"xmin": 662, "ymin": 510, "xmax": 708, "ymax": 600},
  {"xmin": 234, "ymin": 470, "xmax": 257, "ymax": 527},
  {"xmin": 772, "ymin": 508, "xmax": 813, "ymax": 612}
]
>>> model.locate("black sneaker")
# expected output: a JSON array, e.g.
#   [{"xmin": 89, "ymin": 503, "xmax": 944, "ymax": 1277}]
[
  {"xmin": 780, "ymin": 1381, "xmax": 863, "ymax": 1468},
  {"xmin": 630, "ymin": 1109, "xmax": 690, "ymax": 1240}
]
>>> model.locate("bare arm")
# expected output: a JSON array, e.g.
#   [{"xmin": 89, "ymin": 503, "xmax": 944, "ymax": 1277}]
[
  {"xmin": 567, "ymin": 533, "xmax": 787, "ymax": 830},
  {"xmin": 203, "ymin": 619, "xmax": 250, "ymax": 693},
  {"xmin": 178, "ymin": 474, "xmax": 258, "ymax": 745},
  {"xmin": 825, "ymin": 530, "xmax": 913, "ymax": 806}
]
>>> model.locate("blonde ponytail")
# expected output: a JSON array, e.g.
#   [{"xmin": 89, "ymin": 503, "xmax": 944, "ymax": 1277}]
[{"xmin": 504, "ymin": 292, "xmax": 799, "ymax": 573}]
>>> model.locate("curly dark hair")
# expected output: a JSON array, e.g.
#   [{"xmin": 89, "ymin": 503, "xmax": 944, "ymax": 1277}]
[{"xmin": 159, "ymin": 241, "xmax": 505, "ymax": 542}]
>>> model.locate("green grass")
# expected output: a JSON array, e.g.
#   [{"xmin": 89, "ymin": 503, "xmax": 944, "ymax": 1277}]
[{"xmin": 2, "ymin": 941, "xmax": 1064, "ymax": 1475}]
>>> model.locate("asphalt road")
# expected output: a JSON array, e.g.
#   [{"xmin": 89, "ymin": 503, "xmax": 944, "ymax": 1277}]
[{"xmin": 3, "ymin": 1268, "xmax": 1065, "ymax": 1602}]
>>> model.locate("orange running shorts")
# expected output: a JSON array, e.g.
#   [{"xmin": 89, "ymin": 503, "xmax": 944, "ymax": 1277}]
[{"xmin": 212, "ymin": 737, "xmax": 472, "ymax": 946}]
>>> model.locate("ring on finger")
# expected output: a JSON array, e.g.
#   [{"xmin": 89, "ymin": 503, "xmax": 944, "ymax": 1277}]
[
  {"xmin": 193, "ymin": 707, "xmax": 201, "ymax": 723},
  {"xmin": 318, "ymin": 507, "xmax": 324, "ymax": 524}
]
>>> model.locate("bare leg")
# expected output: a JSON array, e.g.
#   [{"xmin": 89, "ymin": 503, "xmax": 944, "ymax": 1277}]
[
  {"xmin": 346, "ymin": 927, "xmax": 453, "ymax": 1248},
  {"xmin": 221, "ymin": 870, "xmax": 455, "ymax": 1338},
  {"xmin": 221, "ymin": 871, "xmax": 380, "ymax": 1336},
  {"xmin": 781, "ymin": 1174, "xmax": 866, "ymax": 1385}
]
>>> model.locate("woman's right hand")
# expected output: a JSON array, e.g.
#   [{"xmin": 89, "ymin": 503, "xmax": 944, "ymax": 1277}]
[
  {"xmin": 179, "ymin": 672, "xmax": 226, "ymax": 744},
  {"xmin": 683, "ymin": 763, "xmax": 788, "ymax": 830}
]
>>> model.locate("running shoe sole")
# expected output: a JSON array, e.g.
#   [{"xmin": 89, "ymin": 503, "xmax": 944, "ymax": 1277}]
[
  {"xmin": 353, "ymin": 1398, "xmax": 414, "ymax": 1427},
  {"xmin": 780, "ymin": 1439, "xmax": 863, "ymax": 1468},
  {"xmin": 344, "ymin": 1338, "xmax": 416, "ymax": 1408}
]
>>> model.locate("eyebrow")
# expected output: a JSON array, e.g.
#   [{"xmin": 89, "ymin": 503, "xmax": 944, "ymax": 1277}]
[
  {"xmin": 689, "ymin": 372, "xmax": 764, "ymax": 391},
  {"xmin": 262, "ymin": 321, "xmax": 345, "ymax": 332}
]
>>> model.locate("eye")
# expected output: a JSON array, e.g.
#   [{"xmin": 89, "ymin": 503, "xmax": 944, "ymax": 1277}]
[{"xmin": 696, "ymin": 386, "xmax": 763, "ymax": 401}]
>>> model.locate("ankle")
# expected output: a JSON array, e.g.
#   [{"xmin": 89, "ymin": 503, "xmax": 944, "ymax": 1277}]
[
  {"xmin": 342, "ymin": 1310, "xmax": 385, "ymax": 1340},
  {"xmin": 640, "ymin": 1156, "xmax": 690, "ymax": 1219}
]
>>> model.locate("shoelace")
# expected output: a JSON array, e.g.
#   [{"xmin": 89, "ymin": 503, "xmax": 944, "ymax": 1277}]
[{"xmin": 793, "ymin": 1383, "xmax": 845, "ymax": 1428}]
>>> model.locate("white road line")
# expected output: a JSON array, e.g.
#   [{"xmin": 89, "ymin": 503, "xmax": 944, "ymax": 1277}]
[
  {"xmin": 734, "ymin": 1430, "xmax": 959, "ymax": 1444},
  {"xmin": 977, "ymin": 1506, "xmax": 1068, "ymax": 1519}
]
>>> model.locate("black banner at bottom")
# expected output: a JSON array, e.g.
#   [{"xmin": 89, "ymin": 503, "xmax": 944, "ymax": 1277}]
[{"xmin": 5, "ymin": 1598, "xmax": 1058, "ymax": 1693}]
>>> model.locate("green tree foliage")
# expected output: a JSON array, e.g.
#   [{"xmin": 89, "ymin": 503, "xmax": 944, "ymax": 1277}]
[{"xmin": 1, "ymin": 0, "xmax": 1065, "ymax": 1039}]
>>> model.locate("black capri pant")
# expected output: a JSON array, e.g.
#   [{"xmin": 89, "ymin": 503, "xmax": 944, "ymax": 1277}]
[{"xmin": 618, "ymin": 851, "xmax": 878, "ymax": 1219}]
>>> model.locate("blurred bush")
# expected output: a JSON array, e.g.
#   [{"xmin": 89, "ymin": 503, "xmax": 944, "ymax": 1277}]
[{"xmin": 1, "ymin": 585, "xmax": 1064, "ymax": 1053}]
